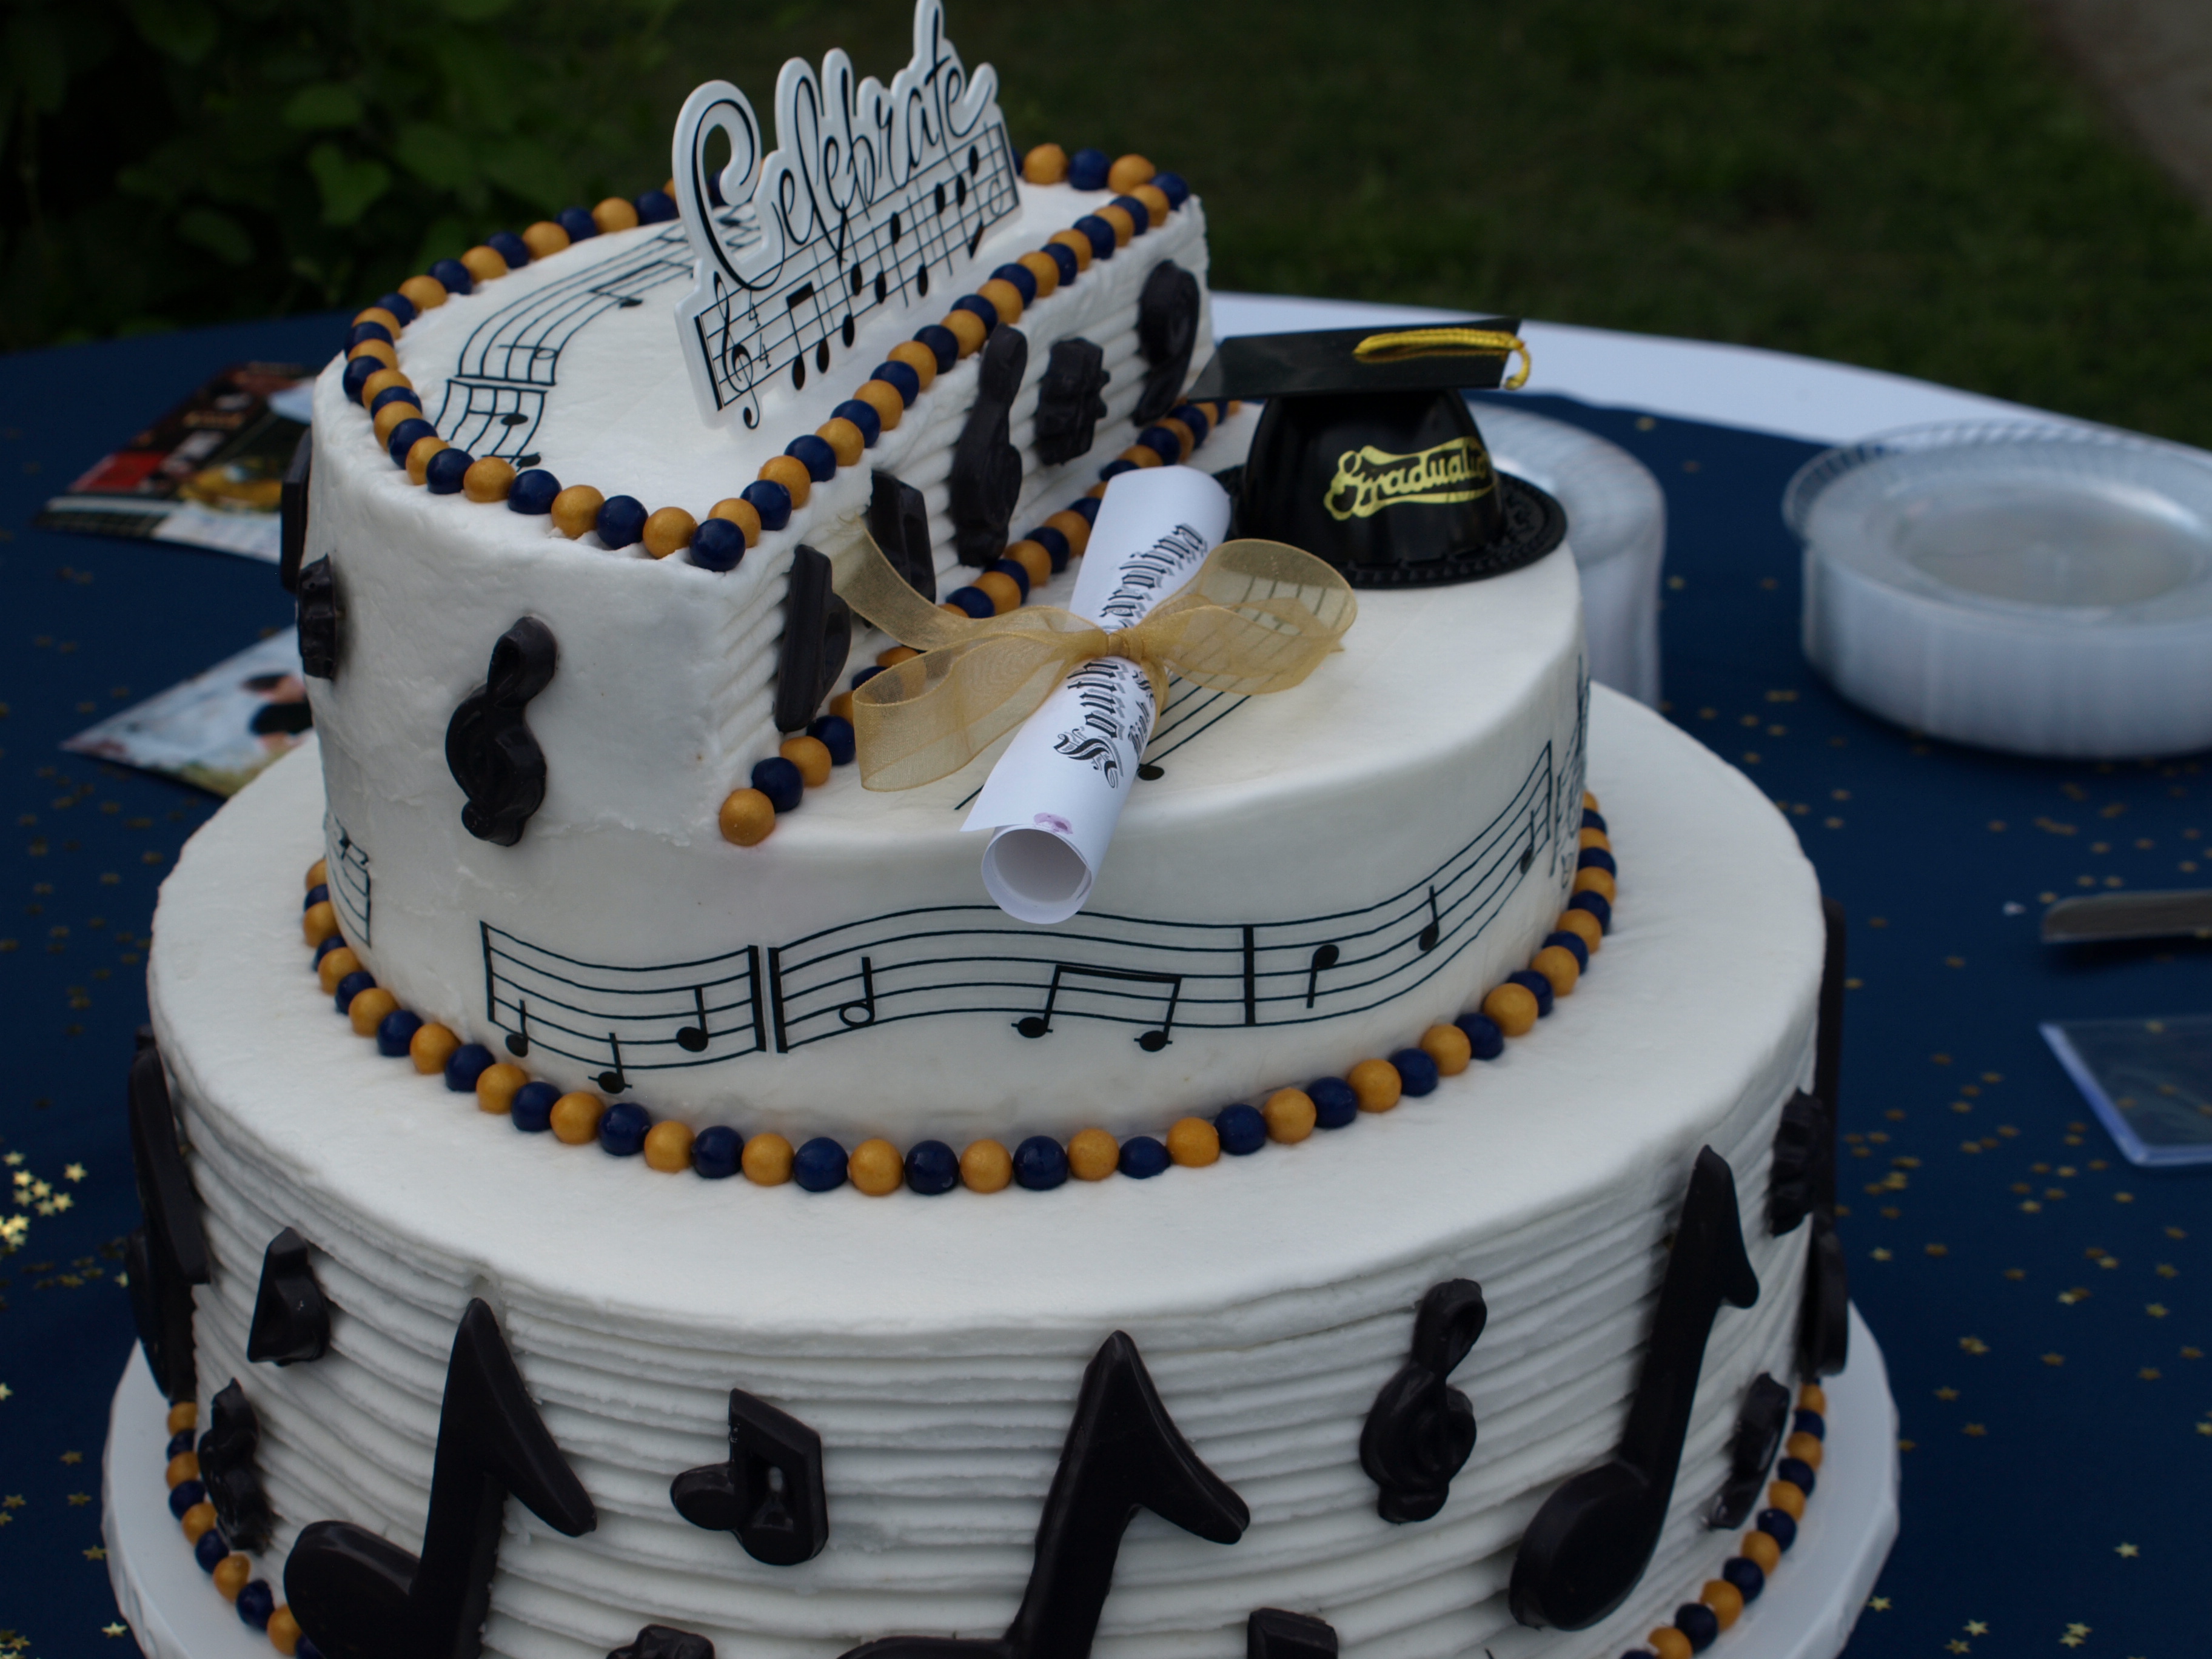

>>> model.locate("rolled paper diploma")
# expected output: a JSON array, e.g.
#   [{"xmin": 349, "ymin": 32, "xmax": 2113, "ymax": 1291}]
[{"xmin": 965, "ymin": 466, "xmax": 1233, "ymax": 923}]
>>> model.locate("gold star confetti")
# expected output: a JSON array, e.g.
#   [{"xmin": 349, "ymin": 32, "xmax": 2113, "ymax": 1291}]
[
  {"xmin": 2116, "ymin": 1542, "xmax": 2139, "ymax": 1557},
  {"xmin": 0, "ymin": 1384, "xmax": 14, "ymax": 1401},
  {"xmin": 1868, "ymin": 1597, "xmax": 1892, "ymax": 1611},
  {"xmin": 104, "ymin": 1623, "xmax": 128, "ymax": 1637},
  {"xmin": 63, "ymin": 1162, "xmax": 84, "ymax": 1181},
  {"xmin": 2148, "ymin": 1303, "xmax": 2170, "ymax": 1318},
  {"xmin": 1967, "ymin": 1623, "xmax": 1989, "ymax": 1636},
  {"xmin": 1964, "ymin": 1423, "xmax": 1987, "ymax": 1436},
  {"xmin": 65, "ymin": 1491, "xmax": 90, "ymax": 1506},
  {"xmin": 1871, "ymin": 1247, "xmax": 1894, "ymax": 1261},
  {"xmin": 1948, "ymin": 1644, "xmax": 1969, "ymax": 1654},
  {"xmin": 2157, "ymin": 1263, "xmax": 2178, "ymax": 1278},
  {"xmin": 82, "ymin": 1543, "xmax": 106, "ymax": 1559},
  {"xmin": 1960, "ymin": 1335, "xmax": 1990, "ymax": 1353},
  {"xmin": 2067, "ymin": 1624, "xmax": 2092, "ymax": 1638},
  {"xmin": 59, "ymin": 1451, "xmax": 80, "ymax": 1465},
  {"xmin": 2, "ymin": 1495, "xmax": 22, "ymax": 1507},
  {"xmin": 1936, "ymin": 1386, "xmax": 1959, "ymax": 1400},
  {"xmin": 2, "ymin": 1152, "xmax": 19, "ymax": 1166},
  {"xmin": 2059, "ymin": 1288, "xmax": 2089, "ymax": 1305},
  {"xmin": 2140, "ymin": 1367, "xmax": 2162, "ymax": 1381},
  {"xmin": 2044, "ymin": 1353, "xmax": 2066, "ymax": 1367},
  {"xmin": 2062, "ymin": 1637, "xmax": 2085, "ymax": 1649}
]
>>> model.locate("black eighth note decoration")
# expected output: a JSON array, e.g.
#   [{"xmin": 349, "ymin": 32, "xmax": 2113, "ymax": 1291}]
[
  {"xmin": 840, "ymin": 1330, "xmax": 1248, "ymax": 1659},
  {"xmin": 671, "ymin": 1389, "xmax": 830, "ymax": 1567},
  {"xmin": 284, "ymin": 1298, "xmax": 596, "ymax": 1659},
  {"xmin": 124, "ymin": 1042, "xmax": 210, "ymax": 1404},
  {"xmin": 773, "ymin": 545, "xmax": 853, "ymax": 732},
  {"xmin": 1016, "ymin": 964, "xmax": 1181, "ymax": 1051},
  {"xmin": 1708, "ymin": 1373, "xmax": 1791, "ymax": 1529},
  {"xmin": 1247, "ymin": 1609, "xmax": 1339, "ymax": 1658},
  {"xmin": 297, "ymin": 555, "xmax": 341, "ymax": 680},
  {"xmin": 1507, "ymin": 1146, "xmax": 1759, "ymax": 1631},
  {"xmin": 446, "ymin": 617, "xmax": 557, "ymax": 847},
  {"xmin": 1359, "ymin": 1279, "xmax": 1488, "ymax": 1523},
  {"xmin": 247, "ymin": 1225, "xmax": 331, "ymax": 1366}
]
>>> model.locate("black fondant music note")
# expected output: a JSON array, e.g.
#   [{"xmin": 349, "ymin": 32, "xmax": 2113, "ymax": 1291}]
[
  {"xmin": 284, "ymin": 1298, "xmax": 596, "ymax": 1659},
  {"xmin": 1709, "ymin": 1373, "xmax": 1791, "ymax": 1529},
  {"xmin": 840, "ymin": 1330, "xmax": 1248, "ymax": 1659},
  {"xmin": 839, "ymin": 957, "xmax": 877, "ymax": 1028},
  {"xmin": 1800, "ymin": 1211, "xmax": 1849, "ymax": 1379},
  {"xmin": 198, "ymin": 1379, "xmax": 276, "ymax": 1554},
  {"xmin": 1033, "ymin": 337, "xmax": 1110, "ymax": 466},
  {"xmin": 446, "ymin": 617, "xmax": 557, "ymax": 848},
  {"xmin": 677, "ymin": 987, "xmax": 712, "ymax": 1053},
  {"xmin": 1417, "ymin": 886, "xmax": 1442, "ymax": 953},
  {"xmin": 1768, "ymin": 1090, "xmax": 1831, "ymax": 1235},
  {"xmin": 611, "ymin": 1629, "xmax": 716, "ymax": 1659},
  {"xmin": 868, "ymin": 471, "xmax": 937, "ymax": 602},
  {"xmin": 1520, "ymin": 811, "xmax": 1537, "ymax": 876},
  {"xmin": 1016, "ymin": 964, "xmax": 1181, "ymax": 1051},
  {"xmin": 297, "ymin": 555, "xmax": 341, "ymax": 680},
  {"xmin": 1133, "ymin": 262, "xmax": 1199, "ymax": 424},
  {"xmin": 280, "ymin": 429, "xmax": 312, "ymax": 594},
  {"xmin": 1360, "ymin": 1279, "xmax": 1488, "ymax": 1524},
  {"xmin": 1507, "ymin": 1146, "xmax": 1759, "ymax": 1631},
  {"xmin": 125, "ymin": 1042, "xmax": 210, "ymax": 1403},
  {"xmin": 1304, "ymin": 943, "xmax": 1341, "ymax": 1009},
  {"xmin": 949, "ymin": 325, "xmax": 1028, "ymax": 567},
  {"xmin": 1798, "ymin": 899, "xmax": 1850, "ymax": 1378},
  {"xmin": 774, "ymin": 545, "xmax": 854, "ymax": 732},
  {"xmin": 671, "ymin": 1389, "xmax": 830, "ymax": 1567},
  {"xmin": 247, "ymin": 1226, "xmax": 331, "ymax": 1367},
  {"xmin": 1247, "ymin": 1609, "xmax": 1339, "ymax": 1658},
  {"xmin": 596, "ymin": 1033, "xmax": 629, "ymax": 1096},
  {"xmin": 505, "ymin": 1002, "xmax": 532, "ymax": 1058}
]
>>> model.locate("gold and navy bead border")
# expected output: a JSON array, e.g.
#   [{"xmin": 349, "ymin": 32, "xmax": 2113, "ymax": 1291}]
[
  {"xmin": 155, "ymin": 1400, "xmax": 313, "ymax": 1655},
  {"xmin": 296, "ymin": 796, "xmax": 1621, "ymax": 1198}
]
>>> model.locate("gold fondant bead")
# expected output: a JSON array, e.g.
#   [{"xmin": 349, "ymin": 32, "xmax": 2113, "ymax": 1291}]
[
  {"xmin": 1701, "ymin": 1580, "xmax": 1744, "ymax": 1629},
  {"xmin": 463, "ymin": 457, "xmax": 517, "ymax": 503},
  {"xmin": 855, "ymin": 379, "xmax": 905, "ymax": 432},
  {"xmin": 817, "ymin": 416, "xmax": 866, "ymax": 468},
  {"xmin": 707, "ymin": 497, "xmax": 763, "ymax": 545},
  {"xmin": 352, "ymin": 306, "xmax": 402, "ymax": 337},
  {"xmin": 644, "ymin": 1120, "xmax": 695, "ymax": 1173},
  {"xmin": 347, "ymin": 337, "xmax": 397, "ymax": 371},
  {"xmin": 303, "ymin": 900, "xmax": 340, "ymax": 947},
  {"xmin": 642, "ymin": 506, "xmax": 698, "ymax": 558},
  {"xmin": 372, "ymin": 401, "xmax": 424, "ymax": 446},
  {"xmin": 1798, "ymin": 1382, "xmax": 1828, "ymax": 1413},
  {"xmin": 1158, "ymin": 416, "xmax": 1195, "ymax": 460},
  {"xmin": 1785, "ymin": 1429, "xmax": 1824, "ymax": 1469},
  {"xmin": 1005, "ymin": 540, "xmax": 1052, "ymax": 588},
  {"xmin": 962, "ymin": 1138, "xmax": 1013, "ymax": 1192},
  {"xmin": 758, "ymin": 453, "xmax": 813, "ymax": 508},
  {"xmin": 743, "ymin": 1132, "xmax": 795, "ymax": 1184},
  {"xmin": 592, "ymin": 196, "xmax": 641, "ymax": 233},
  {"xmin": 1084, "ymin": 481, "xmax": 1108, "ymax": 499},
  {"xmin": 1048, "ymin": 228, "xmax": 1094, "ymax": 270},
  {"xmin": 460, "ymin": 244, "xmax": 508, "ymax": 283},
  {"xmin": 1572, "ymin": 867, "xmax": 1617, "ymax": 903},
  {"xmin": 1022, "ymin": 142, "xmax": 1068, "ymax": 184},
  {"xmin": 1482, "ymin": 982, "xmax": 1540, "ymax": 1036},
  {"xmin": 1419, "ymin": 1023, "xmax": 1473, "ymax": 1076},
  {"xmin": 1264, "ymin": 1087, "xmax": 1317, "ymax": 1142},
  {"xmin": 1580, "ymin": 826, "xmax": 1611, "ymax": 851},
  {"xmin": 1646, "ymin": 1629, "xmax": 1693, "ymax": 1659},
  {"xmin": 405, "ymin": 434, "xmax": 449, "ymax": 485},
  {"xmin": 1555, "ymin": 908, "xmax": 1603, "ymax": 956},
  {"xmin": 166, "ymin": 1450, "xmax": 200, "ymax": 1489},
  {"xmin": 1017, "ymin": 249, "xmax": 1061, "ymax": 297},
  {"xmin": 1067, "ymin": 1127, "xmax": 1119, "ymax": 1181},
  {"xmin": 1583, "ymin": 788, "xmax": 1600, "ymax": 811},
  {"xmin": 1045, "ymin": 509, "xmax": 1092, "ymax": 555},
  {"xmin": 181, "ymin": 1501, "xmax": 218, "ymax": 1543},
  {"xmin": 887, "ymin": 338, "xmax": 939, "ymax": 389},
  {"xmin": 1131, "ymin": 183, "xmax": 1170, "ymax": 227},
  {"xmin": 1167, "ymin": 1116, "xmax": 1220, "ymax": 1167},
  {"xmin": 347, "ymin": 987, "xmax": 398, "ymax": 1037},
  {"xmin": 719, "ymin": 788, "xmax": 776, "ymax": 847},
  {"xmin": 360, "ymin": 367, "xmax": 411, "ymax": 404},
  {"xmin": 979, "ymin": 277, "xmax": 1024, "ymax": 324},
  {"xmin": 550, "ymin": 1092, "xmax": 605, "ymax": 1145},
  {"xmin": 521, "ymin": 221, "xmax": 570, "ymax": 260},
  {"xmin": 1096, "ymin": 203, "xmax": 1135, "ymax": 246},
  {"xmin": 475, "ymin": 1062, "xmax": 528, "ymax": 1117},
  {"xmin": 780, "ymin": 735, "xmax": 833, "ymax": 787},
  {"xmin": 974, "ymin": 570, "xmax": 1023, "ymax": 614},
  {"xmin": 665, "ymin": 176, "xmax": 677, "ymax": 198},
  {"xmin": 850, "ymin": 1137, "xmax": 903, "ymax": 1195},
  {"xmin": 1348, "ymin": 1057, "xmax": 1403, "ymax": 1113},
  {"xmin": 166, "ymin": 1403, "xmax": 199, "ymax": 1435},
  {"xmin": 214, "ymin": 1553, "xmax": 252, "ymax": 1600},
  {"xmin": 410, "ymin": 1022, "xmax": 461, "ymax": 1076},
  {"xmin": 317, "ymin": 946, "xmax": 362, "ymax": 996},
  {"xmin": 943, "ymin": 307, "xmax": 989, "ymax": 357},
  {"xmin": 877, "ymin": 645, "xmax": 920, "ymax": 668},
  {"xmin": 1767, "ymin": 1478, "xmax": 1806, "ymax": 1519},
  {"xmin": 267, "ymin": 1606, "xmax": 303, "ymax": 1656},
  {"xmin": 398, "ymin": 273, "xmax": 447, "ymax": 312},
  {"xmin": 828, "ymin": 691, "xmax": 856, "ymax": 722},
  {"xmin": 551, "ymin": 485, "xmax": 606, "ymax": 539},
  {"xmin": 1119, "ymin": 445, "xmax": 1161, "ymax": 469},
  {"xmin": 1532, "ymin": 944, "xmax": 1581, "ymax": 997},
  {"xmin": 1107, "ymin": 153, "xmax": 1156, "ymax": 193},
  {"xmin": 1740, "ymin": 1529, "xmax": 1781, "ymax": 1572}
]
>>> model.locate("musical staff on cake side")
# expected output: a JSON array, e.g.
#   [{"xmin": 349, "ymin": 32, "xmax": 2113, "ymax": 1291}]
[{"xmin": 322, "ymin": 814, "xmax": 372, "ymax": 947}]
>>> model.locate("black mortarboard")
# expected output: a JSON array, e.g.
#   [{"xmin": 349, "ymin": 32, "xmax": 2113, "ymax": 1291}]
[{"xmin": 1188, "ymin": 320, "xmax": 1566, "ymax": 586}]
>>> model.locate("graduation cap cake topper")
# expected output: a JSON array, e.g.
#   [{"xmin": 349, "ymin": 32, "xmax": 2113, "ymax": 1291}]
[{"xmin": 1188, "ymin": 321, "xmax": 1566, "ymax": 586}]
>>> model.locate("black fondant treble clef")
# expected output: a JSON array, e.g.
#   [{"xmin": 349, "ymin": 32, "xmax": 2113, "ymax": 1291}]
[
  {"xmin": 445, "ymin": 617, "xmax": 557, "ymax": 847},
  {"xmin": 1507, "ymin": 1145, "xmax": 1759, "ymax": 1631},
  {"xmin": 949, "ymin": 324, "xmax": 1028, "ymax": 567},
  {"xmin": 1359, "ymin": 1278, "xmax": 1487, "ymax": 1523}
]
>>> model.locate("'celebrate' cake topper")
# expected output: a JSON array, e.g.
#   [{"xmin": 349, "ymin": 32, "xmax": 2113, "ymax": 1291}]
[{"xmin": 671, "ymin": 0, "xmax": 1022, "ymax": 432}]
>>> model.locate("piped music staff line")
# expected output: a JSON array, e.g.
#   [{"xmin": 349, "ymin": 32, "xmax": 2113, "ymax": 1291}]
[{"xmin": 479, "ymin": 924, "xmax": 770, "ymax": 1078}]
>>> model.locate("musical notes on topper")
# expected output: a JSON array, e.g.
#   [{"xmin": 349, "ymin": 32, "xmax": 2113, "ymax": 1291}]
[
  {"xmin": 324, "ymin": 816, "xmax": 372, "ymax": 947},
  {"xmin": 672, "ymin": 0, "xmax": 1022, "ymax": 432},
  {"xmin": 671, "ymin": 1389, "xmax": 830, "ymax": 1566},
  {"xmin": 247, "ymin": 1226, "xmax": 331, "ymax": 1367},
  {"xmin": 446, "ymin": 617, "xmax": 557, "ymax": 848},
  {"xmin": 1507, "ymin": 1147, "xmax": 1759, "ymax": 1631},
  {"xmin": 1359, "ymin": 1279, "xmax": 1488, "ymax": 1524},
  {"xmin": 124, "ymin": 1042, "xmax": 209, "ymax": 1404}
]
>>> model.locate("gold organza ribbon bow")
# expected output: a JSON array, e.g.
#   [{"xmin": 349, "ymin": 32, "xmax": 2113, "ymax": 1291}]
[{"xmin": 837, "ymin": 535, "xmax": 1359, "ymax": 791}]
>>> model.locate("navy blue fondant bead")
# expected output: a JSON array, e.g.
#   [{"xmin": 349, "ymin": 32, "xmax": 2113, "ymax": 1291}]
[
  {"xmin": 1507, "ymin": 968, "xmax": 1555, "ymax": 1017},
  {"xmin": 873, "ymin": 360, "xmax": 922, "ymax": 406},
  {"xmin": 445, "ymin": 1042, "xmax": 495, "ymax": 1091},
  {"xmin": 333, "ymin": 970, "xmax": 375, "ymax": 1013},
  {"xmin": 1569, "ymin": 890, "xmax": 1612, "ymax": 931},
  {"xmin": 377, "ymin": 290, "xmax": 417, "ymax": 325},
  {"xmin": 990, "ymin": 557, "xmax": 1032, "ymax": 598},
  {"xmin": 992, "ymin": 261, "xmax": 1039, "ymax": 303},
  {"xmin": 1582, "ymin": 808, "xmax": 1607, "ymax": 833},
  {"xmin": 833, "ymin": 397, "xmax": 882, "ymax": 446},
  {"xmin": 304, "ymin": 883, "xmax": 330, "ymax": 910},
  {"xmin": 194, "ymin": 1528, "xmax": 229, "ymax": 1572},
  {"xmin": 1214, "ymin": 1104, "xmax": 1267, "ymax": 1155},
  {"xmin": 1794, "ymin": 1406, "xmax": 1826, "ymax": 1439},
  {"xmin": 597, "ymin": 493, "xmax": 648, "ymax": 548},
  {"xmin": 168, "ymin": 1477, "xmax": 205, "ymax": 1517},
  {"xmin": 1118, "ymin": 1135, "xmax": 1170, "ymax": 1179},
  {"xmin": 691, "ymin": 515, "xmax": 748, "ymax": 572},
  {"xmin": 914, "ymin": 323, "xmax": 960, "ymax": 372},
  {"xmin": 1014, "ymin": 1134, "xmax": 1070, "ymax": 1190},
  {"xmin": 1170, "ymin": 401, "xmax": 1210, "ymax": 441},
  {"xmin": 600, "ymin": 1101, "xmax": 651, "ymax": 1157},
  {"xmin": 1153, "ymin": 170, "xmax": 1190, "ymax": 208},
  {"xmin": 740, "ymin": 478, "xmax": 793, "ymax": 531},
  {"xmin": 1028, "ymin": 525, "xmax": 1071, "ymax": 570},
  {"xmin": 850, "ymin": 665, "xmax": 884, "ymax": 690},
  {"xmin": 1070, "ymin": 495, "xmax": 1102, "ymax": 523},
  {"xmin": 1068, "ymin": 147, "xmax": 1110, "ymax": 190},
  {"xmin": 794, "ymin": 1136, "xmax": 848, "ymax": 1191},
  {"xmin": 945, "ymin": 585, "xmax": 996, "ymax": 619},
  {"xmin": 341, "ymin": 356, "xmax": 381, "ymax": 403},
  {"xmin": 809, "ymin": 714, "xmax": 857, "ymax": 764},
  {"xmin": 1757, "ymin": 1507, "xmax": 1798, "ymax": 1549},
  {"xmin": 1672, "ymin": 1603, "xmax": 1720, "ymax": 1653},
  {"xmin": 692, "ymin": 1125, "xmax": 742, "ymax": 1179},
  {"xmin": 1042, "ymin": 241, "xmax": 1081, "ymax": 284},
  {"xmin": 1074, "ymin": 215, "xmax": 1118, "ymax": 259},
  {"xmin": 635, "ymin": 189, "xmax": 679, "ymax": 224},
  {"xmin": 1777, "ymin": 1455, "xmax": 1817, "ymax": 1495},
  {"xmin": 951, "ymin": 293, "xmax": 1000, "ymax": 334},
  {"xmin": 557, "ymin": 206, "xmax": 599, "ymax": 241},
  {"xmin": 486, "ymin": 230, "xmax": 531, "ymax": 269},
  {"xmin": 369, "ymin": 383, "xmax": 419, "ymax": 417},
  {"xmin": 1109, "ymin": 195, "xmax": 1151, "ymax": 234},
  {"xmin": 1391, "ymin": 1047, "xmax": 1441, "ymax": 1097},
  {"xmin": 427, "ymin": 257, "xmax": 473, "ymax": 297},
  {"xmin": 1137, "ymin": 426, "xmax": 1181, "ymax": 463},
  {"xmin": 166, "ymin": 1429, "xmax": 197, "ymax": 1461},
  {"xmin": 314, "ymin": 933, "xmax": 348, "ymax": 965},
  {"xmin": 1543, "ymin": 929, "xmax": 1590, "ymax": 970},
  {"xmin": 237, "ymin": 1579, "xmax": 276, "ymax": 1629},
  {"xmin": 1722, "ymin": 1553, "xmax": 1766, "ymax": 1602},
  {"xmin": 1578, "ymin": 846, "xmax": 1617, "ymax": 876},
  {"xmin": 1310, "ymin": 1076, "xmax": 1359, "ymax": 1129},
  {"xmin": 346, "ymin": 320, "xmax": 393, "ymax": 350},
  {"xmin": 377, "ymin": 1009, "xmax": 424, "ymax": 1057},
  {"xmin": 751, "ymin": 756, "xmax": 805, "ymax": 813},
  {"xmin": 498, "ymin": 469, "xmax": 556, "ymax": 517},
  {"xmin": 905, "ymin": 1139, "xmax": 960, "ymax": 1194},
  {"xmin": 424, "ymin": 446, "xmax": 474, "ymax": 495},
  {"xmin": 386, "ymin": 417, "xmax": 436, "ymax": 467},
  {"xmin": 785, "ymin": 432, "xmax": 839, "ymax": 481},
  {"xmin": 1098, "ymin": 458, "xmax": 1139, "ymax": 482},
  {"xmin": 511, "ymin": 1081, "xmax": 558, "ymax": 1133}
]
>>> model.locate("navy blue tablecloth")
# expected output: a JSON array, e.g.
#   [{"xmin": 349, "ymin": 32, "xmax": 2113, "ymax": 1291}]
[{"xmin": 1, "ymin": 319, "xmax": 2205, "ymax": 1657}]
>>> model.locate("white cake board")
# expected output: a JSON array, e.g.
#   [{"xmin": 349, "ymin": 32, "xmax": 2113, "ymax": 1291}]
[{"xmin": 104, "ymin": 1305, "xmax": 1897, "ymax": 1659}]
